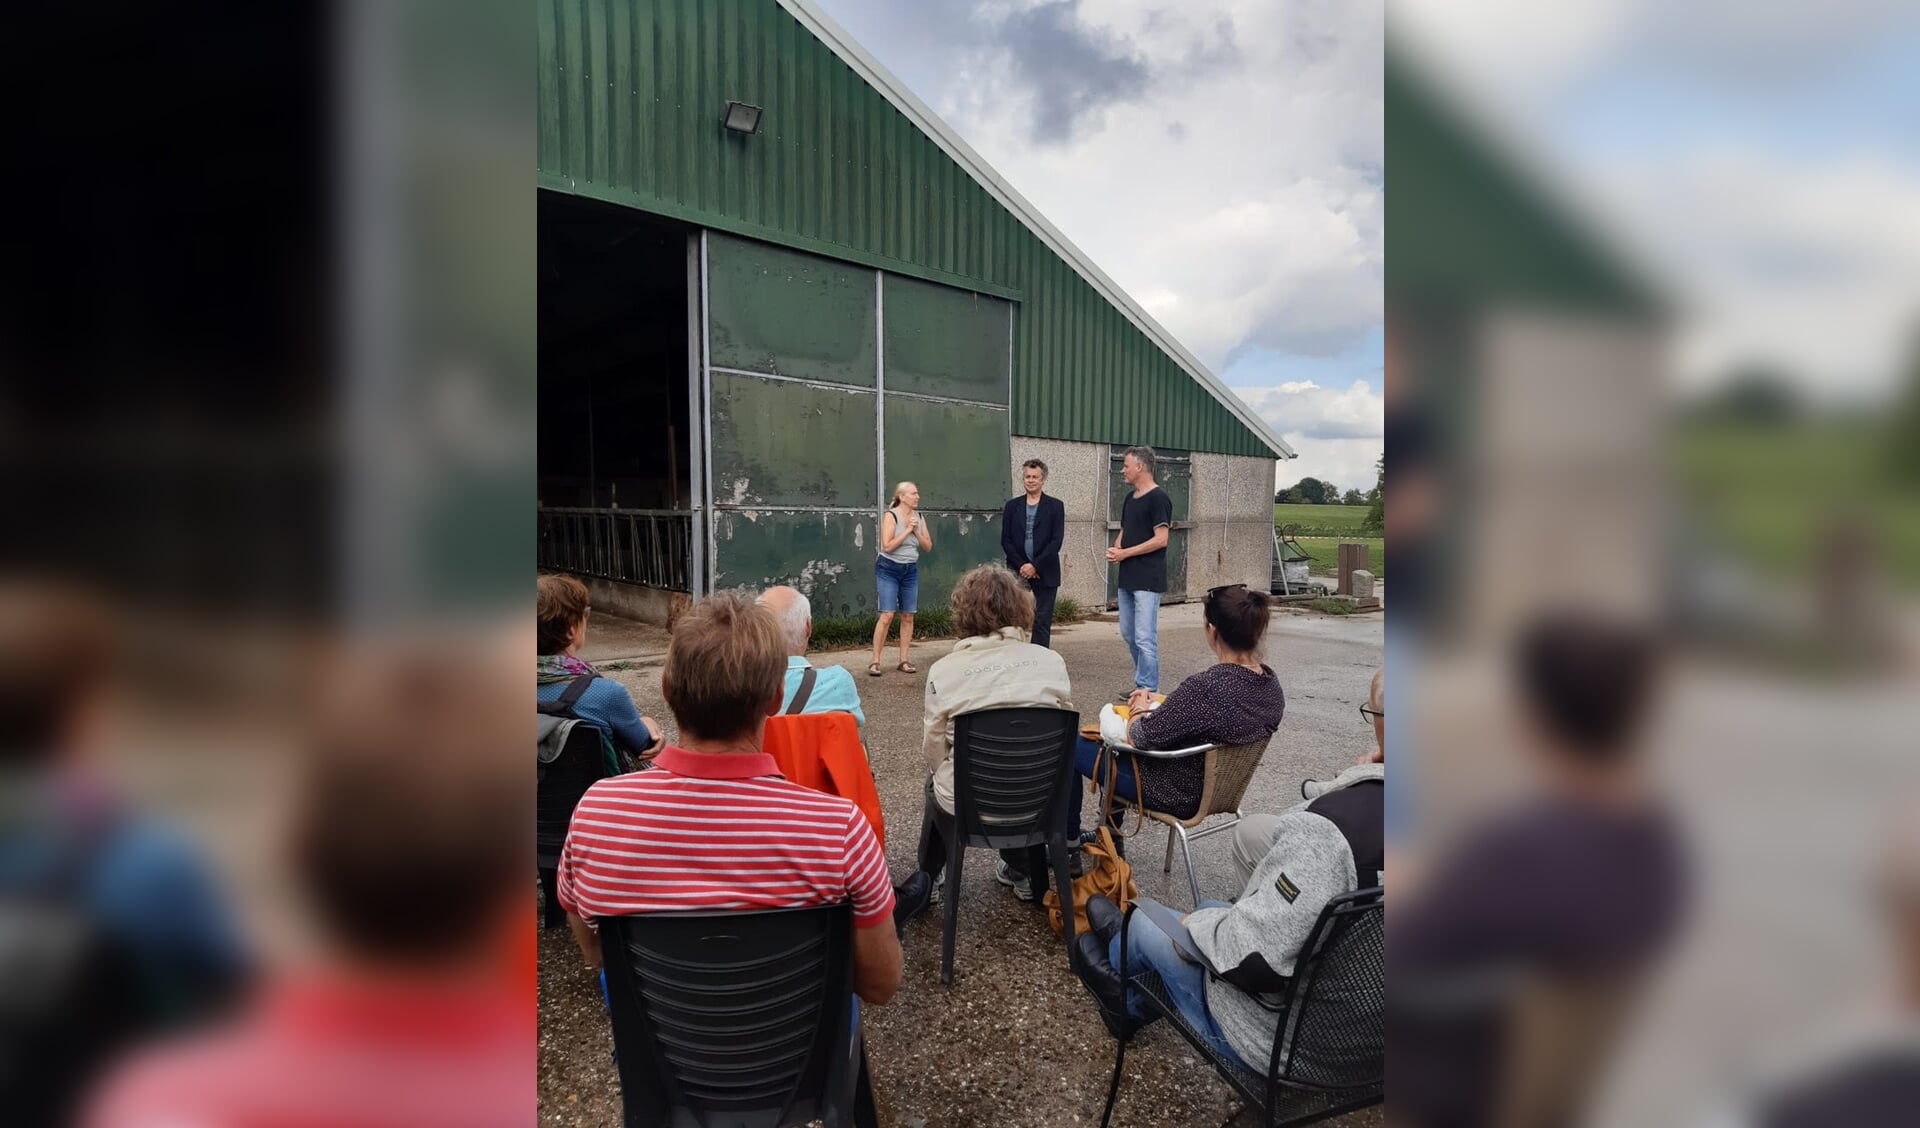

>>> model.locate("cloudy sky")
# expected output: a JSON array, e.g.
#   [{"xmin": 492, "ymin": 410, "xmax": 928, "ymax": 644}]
[
  {"xmin": 1395, "ymin": 0, "xmax": 1920, "ymax": 403},
  {"xmin": 812, "ymin": 0, "xmax": 1385, "ymax": 493}
]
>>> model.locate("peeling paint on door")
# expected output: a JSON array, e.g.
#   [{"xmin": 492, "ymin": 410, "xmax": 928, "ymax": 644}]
[{"xmin": 795, "ymin": 558, "xmax": 850, "ymax": 591}]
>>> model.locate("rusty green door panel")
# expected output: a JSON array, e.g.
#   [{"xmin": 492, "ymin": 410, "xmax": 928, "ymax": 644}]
[
  {"xmin": 708, "ymin": 509, "xmax": 998, "ymax": 622},
  {"xmin": 882, "ymin": 274, "xmax": 1011, "ymax": 404},
  {"xmin": 711, "ymin": 510, "xmax": 872, "ymax": 617},
  {"xmin": 710, "ymin": 372, "xmax": 877, "ymax": 507},
  {"xmin": 882, "ymin": 398, "xmax": 1009, "ymax": 512},
  {"xmin": 1105, "ymin": 446, "xmax": 1192, "ymax": 605},
  {"xmin": 707, "ymin": 234, "xmax": 876, "ymax": 386},
  {"xmin": 906, "ymin": 510, "xmax": 1003, "ymax": 613}
]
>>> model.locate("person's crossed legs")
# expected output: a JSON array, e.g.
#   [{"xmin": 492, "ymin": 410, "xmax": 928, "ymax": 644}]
[{"xmin": 1106, "ymin": 899, "xmax": 1240, "ymax": 1064}]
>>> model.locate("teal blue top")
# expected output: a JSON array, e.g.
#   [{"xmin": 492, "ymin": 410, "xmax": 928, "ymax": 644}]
[{"xmin": 778, "ymin": 656, "xmax": 867, "ymax": 735}]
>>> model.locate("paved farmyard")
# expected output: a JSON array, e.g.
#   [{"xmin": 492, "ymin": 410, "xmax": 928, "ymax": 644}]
[{"xmin": 538, "ymin": 602, "xmax": 1386, "ymax": 1127}]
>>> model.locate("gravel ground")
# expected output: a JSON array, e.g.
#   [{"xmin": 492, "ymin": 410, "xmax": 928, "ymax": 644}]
[{"xmin": 538, "ymin": 602, "xmax": 1386, "ymax": 1127}]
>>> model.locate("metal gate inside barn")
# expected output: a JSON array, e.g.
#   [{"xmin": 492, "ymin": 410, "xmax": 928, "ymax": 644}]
[{"xmin": 538, "ymin": 208, "xmax": 1014, "ymax": 616}]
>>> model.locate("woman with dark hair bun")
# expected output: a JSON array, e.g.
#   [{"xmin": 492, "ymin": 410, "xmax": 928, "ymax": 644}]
[{"xmin": 1073, "ymin": 583, "xmax": 1285, "ymax": 831}]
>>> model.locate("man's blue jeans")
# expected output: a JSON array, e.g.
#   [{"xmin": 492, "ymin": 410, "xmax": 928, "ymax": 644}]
[
  {"xmin": 1109, "ymin": 898, "xmax": 1244, "ymax": 1067},
  {"xmin": 1116, "ymin": 589, "xmax": 1161, "ymax": 690}
]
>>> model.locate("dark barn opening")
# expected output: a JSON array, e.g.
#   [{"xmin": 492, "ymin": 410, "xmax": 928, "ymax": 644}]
[{"xmin": 537, "ymin": 191, "xmax": 695, "ymax": 593}]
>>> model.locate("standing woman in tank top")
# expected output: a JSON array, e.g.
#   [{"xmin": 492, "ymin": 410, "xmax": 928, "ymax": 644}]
[{"xmin": 870, "ymin": 481, "xmax": 933, "ymax": 676}]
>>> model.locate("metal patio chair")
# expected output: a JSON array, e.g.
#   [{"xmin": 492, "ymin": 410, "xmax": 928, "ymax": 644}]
[
  {"xmin": 1095, "ymin": 735, "xmax": 1273, "ymax": 906},
  {"xmin": 1099, "ymin": 887, "xmax": 1385, "ymax": 1128}
]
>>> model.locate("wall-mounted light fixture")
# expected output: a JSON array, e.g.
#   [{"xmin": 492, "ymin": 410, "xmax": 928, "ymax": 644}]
[{"xmin": 722, "ymin": 100, "xmax": 762, "ymax": 135}]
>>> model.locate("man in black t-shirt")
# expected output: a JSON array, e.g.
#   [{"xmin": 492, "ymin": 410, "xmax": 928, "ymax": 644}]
[{"xmin": 1106, "ymin": 445, "xmax": 1172, "ymax": 690}]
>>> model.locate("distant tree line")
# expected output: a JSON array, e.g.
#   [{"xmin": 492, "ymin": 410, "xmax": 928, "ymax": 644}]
[{"xmin": 1275, "ymin": 467, "xmax": 1380, "ymax": 511}]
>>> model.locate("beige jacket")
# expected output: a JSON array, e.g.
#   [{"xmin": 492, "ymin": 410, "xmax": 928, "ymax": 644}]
[{"xmin": 922, "ymin": 627, "xmax": 1075, "ymax": 812}]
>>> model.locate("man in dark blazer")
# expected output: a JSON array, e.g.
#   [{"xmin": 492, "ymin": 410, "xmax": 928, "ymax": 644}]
[{"xmin": 1002, "ymin": 459, "xmax": 1067, "ymax": 647}]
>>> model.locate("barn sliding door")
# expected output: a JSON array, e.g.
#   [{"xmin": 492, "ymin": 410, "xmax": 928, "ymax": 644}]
[{"xmin": 699, "ymin": 232, "xmax": 1011, "ymax": 616}]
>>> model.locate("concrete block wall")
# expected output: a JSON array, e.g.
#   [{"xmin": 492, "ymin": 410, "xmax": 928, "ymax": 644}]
[
  {"xmin": 1011, "ymin": 440, "xmax": 1276, "ymax": 608},
  {"xmin": 1191, "ymin": 452, "xmax": 1279, "ymax": 597}
]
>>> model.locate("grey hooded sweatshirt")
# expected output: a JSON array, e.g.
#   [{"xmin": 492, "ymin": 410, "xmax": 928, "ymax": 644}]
[{"xmin": 1184, "ymin": 763, "xmax": 1384, "ymax": 1069}]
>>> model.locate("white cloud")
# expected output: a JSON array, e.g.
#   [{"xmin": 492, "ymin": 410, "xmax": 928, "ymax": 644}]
[
  {"xmin": 1393, "ymin": 0, "xmax": 1638, "ymax": 96},
  {"xmin": 819, "ymin": 0, "xmax": 1384, "ymax": 371},
  {"xmin": 1274, "ymin": 438, "xmax": 1384, "ymax": 496},
  {"xmin": 1237, "ymin": 378, "xmax": 1384, "ymax": 440},
  {"xmin": 1223, "ymin": 378, "xmax": 1384, "ymax": 492},
  {"xmin": 1390, "ymin": 0, "xmax": 1920, "ymax": 399},
  {"xmin": 1594, "ymin": 147, "xmax": 1920, "ymax": 398},
  {"xmin": 1392, "ymin": 0, "xmax": 1920, "ymax": 99}
]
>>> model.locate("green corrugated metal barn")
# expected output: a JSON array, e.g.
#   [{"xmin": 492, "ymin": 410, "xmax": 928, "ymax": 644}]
[{"xmin": 536, "ymin": 0, "xmax": 1293, "ymax": 620}]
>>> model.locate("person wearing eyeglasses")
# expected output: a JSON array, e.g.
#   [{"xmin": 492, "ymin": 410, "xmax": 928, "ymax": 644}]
[
  {"xmin": 1072, "ymin": 610, "xmax": 1379, "ymax": 1068},
  {"xmin": 1066, "ymin": 583, "xmax": 1286, "ymax": 844},
  {"xmin": 1230, "ymin": 669, "xmax": 1385, "ymax": 885}
]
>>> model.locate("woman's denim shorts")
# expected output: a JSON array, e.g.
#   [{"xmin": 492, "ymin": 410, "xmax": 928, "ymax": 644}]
[{"xmin": 874, "ymin": 556, "xmax": 919, "ymax": 614}]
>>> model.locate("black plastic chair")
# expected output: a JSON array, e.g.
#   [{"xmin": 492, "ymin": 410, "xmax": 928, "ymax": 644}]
[
  {"xmin": 536, "ymin": 719, "xmax": 620, "ymax": 927},
  {"xmin": 537, "ymin": 676, "xmax": 626, "ymax": 927},
  {"xmin": 599, "ymin": 903, "xmax": 877, "ymax": 1128},
  {"xmin": 1099, "ymin": 887, "xmax": 1385, "ymax": 1128},
  {"xmin": 934, "ymin": 706, "xmax": 1082, "ymax": 987}
]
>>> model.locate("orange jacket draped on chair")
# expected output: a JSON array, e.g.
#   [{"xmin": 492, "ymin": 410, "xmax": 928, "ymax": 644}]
[{"xmin": 761, "ymin": 712, "xmax": 885, "ymax": 849}]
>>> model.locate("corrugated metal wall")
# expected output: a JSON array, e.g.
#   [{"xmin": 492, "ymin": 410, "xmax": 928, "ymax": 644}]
[{"xmin": 536, "ymin": 0, "xmax": 1273, "ymax": 458}]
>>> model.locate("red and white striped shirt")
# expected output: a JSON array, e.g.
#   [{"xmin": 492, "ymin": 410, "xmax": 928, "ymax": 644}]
[{"xmin": 557, "ymin": 745, "xmax": 896, "ymax": 930}]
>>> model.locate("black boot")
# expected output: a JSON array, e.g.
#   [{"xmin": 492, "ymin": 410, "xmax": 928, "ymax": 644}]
[
  {"xmin": 1085, "ymin": 894, "xmax": 1125, "ymax": 946},
  {"xmin": 892, "ymin": 871, "xmax": 932, "ymax": 937},
  {"xmin": 1073, "ymin": 934, "xmax": 1144, "ymax": 1039}
]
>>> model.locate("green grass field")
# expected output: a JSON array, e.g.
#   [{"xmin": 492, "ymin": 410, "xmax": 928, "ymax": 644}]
[
  {"xmin": 1272, "ymin": 503, "xmax": 1375, "ymax": 536},
  {"xmin": 1676, "ymin": 420, "xmax": 1920, "ymax": 587},
  {"xmin": 1290, "ymin": 537, "xmax": 1385, "ymax": 580}
]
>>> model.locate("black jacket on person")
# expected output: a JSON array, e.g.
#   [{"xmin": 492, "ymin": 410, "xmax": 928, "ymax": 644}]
[{"xmin": 1001, "ymin": 493, "xmax": 1065, "ymax": 588}]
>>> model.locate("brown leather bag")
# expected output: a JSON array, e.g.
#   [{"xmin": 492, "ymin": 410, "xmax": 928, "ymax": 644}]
[
  {"xmin": 1045, "ymin": 824, "xmax": 1135, "ymax": 939},
  {"xmin": 1044, "ymin": 746, "xmax": 1142, "ymax": 939}
]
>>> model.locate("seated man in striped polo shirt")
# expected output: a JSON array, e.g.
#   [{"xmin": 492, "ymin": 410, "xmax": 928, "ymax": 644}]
[{"xmin": 556, "ymin": 593, "xmax": 902, "ymax": 1006}]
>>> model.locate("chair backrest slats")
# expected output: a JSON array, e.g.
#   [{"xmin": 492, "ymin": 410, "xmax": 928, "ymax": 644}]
[
  {"xmin": 950, "ymin": 707, "xmax": 1081, "ymax": 848},
  {"xmin": 601, "ymin": 904, "xmax": 856, "ymax": 1128}
]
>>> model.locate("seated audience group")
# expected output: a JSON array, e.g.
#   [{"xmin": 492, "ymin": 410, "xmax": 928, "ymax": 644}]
[
  {"xmin": 539, "ymin": 562, "xmax": 1388, "ymax": 1103},
  {"xmin": 552, "ymin": 592, "xmax": 905, "ymax": 1006},
  {"xmin": 1074, "ymin": 658, "xmax": 1384, "ymax": 1068}
]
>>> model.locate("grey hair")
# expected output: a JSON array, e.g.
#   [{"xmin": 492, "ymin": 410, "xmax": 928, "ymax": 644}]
[
  {"xmin": 1369, "ymin": 668, "xmax": 1384, "ymax": 711},
  {"xmin": 1123, "ymin": 445, "xmax": 1157, "ymax": 476},
  {"xmin": 756, "ymin": 587, "xmax": 812, "ymax": 652}
]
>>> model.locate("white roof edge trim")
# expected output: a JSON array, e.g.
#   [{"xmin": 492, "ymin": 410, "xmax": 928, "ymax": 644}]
[{"xmin": 775, "ymin": 0, "xmax": 1295, "ymax": 461}]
